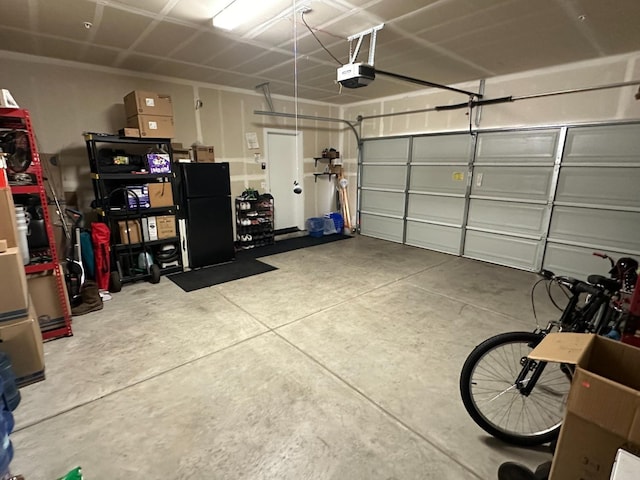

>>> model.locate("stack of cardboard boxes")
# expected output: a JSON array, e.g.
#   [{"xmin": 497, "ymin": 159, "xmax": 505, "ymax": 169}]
[
  {"xmin": 123, "ymin": 90, "xmax": 175, "ymax": 139},
  {"xmin": 0, "ymin": 187, "xmax": 45, "ymax": 386}
]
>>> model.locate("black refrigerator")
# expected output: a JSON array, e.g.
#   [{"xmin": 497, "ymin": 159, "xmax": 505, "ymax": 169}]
[{"xmin": 175, "ymin": 162, "xmax": 235, "ymax": 268}]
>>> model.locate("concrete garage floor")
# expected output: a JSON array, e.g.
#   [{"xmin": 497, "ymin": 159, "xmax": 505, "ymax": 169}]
[{"xmin": 12, "ymin": 235, "xmax": 561, "ymax": 479}]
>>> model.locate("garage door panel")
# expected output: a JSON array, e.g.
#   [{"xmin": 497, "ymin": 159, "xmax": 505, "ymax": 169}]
[
  {"xmin": 412, "ymin": 134, "xmax": 470, "ymax": 162},
  {"xmin": 467, "ymin": 200, "xmax": 546, "ymax": 237},
  {"xmin": 410, "ymin": 166, "xmax": 467, "ymax": 195},
  {"xmin": 464, "ymin": 231, "xmax": 541, "ymax": 270},
  {"xmin": 476, "ymin": 130, "xmax": 559, "ymax": 164},
  {"xmin": 407, "ymin": 194, "xmax": 465, "ymax": 225},
  {"xmin": 543, "ymin": 243, "xmax": 633, "ymax": 280},
  {"xmin": 360, "ymin": 213, "xmax": 403, "ymax": 243},
  {"xmin": 548, "ymin": 206, "xmax": 640, "ymax": 252},
  {"xmin": 406, "ymin": 221, "xmax": 461, "ymax": 254},
  {"xmin": 361, "ymin": 190, "xmax": 405, "ymax": 217},
  {"xmin": 471, "ymin": 167, "xmax": 552, "ymax": 201},
  {"xmin": 564, "ymin": 124, "xmax": 640, "ymax": 163},
  {"xmin": 361, "ymin": 165, "xmax": 407, "ymax": 190},
  {"xmin": 555, "ymin": 167, "xmax": 640, "ymax": 208},
  {"xmin": 362, "ymin": 138, "xmax": 410, "ymax": 162}
]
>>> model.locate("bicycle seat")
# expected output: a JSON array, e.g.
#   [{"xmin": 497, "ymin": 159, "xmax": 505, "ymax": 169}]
[{"xmin": 587, "ymin": 275, "xmax": 620, "ymax": 292}]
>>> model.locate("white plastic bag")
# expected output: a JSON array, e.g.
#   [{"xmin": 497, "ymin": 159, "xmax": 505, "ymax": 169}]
[{"xmin": 323, "ymin": 217, "xmax": 337, "ymax": 235}]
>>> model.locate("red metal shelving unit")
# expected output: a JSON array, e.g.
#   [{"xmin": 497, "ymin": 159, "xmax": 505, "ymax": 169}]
[{"xmin": 1, "ymin": 107, "xmax": 72, "ymax": 340}]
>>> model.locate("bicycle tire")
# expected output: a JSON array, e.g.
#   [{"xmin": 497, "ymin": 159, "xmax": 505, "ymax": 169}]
[{"xmin": 460, "ymin": 331, "xmax": 570, "ymax": 446}]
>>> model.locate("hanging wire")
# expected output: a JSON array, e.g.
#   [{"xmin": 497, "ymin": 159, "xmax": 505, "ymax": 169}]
[{"xmin": 301, "ymin": 11, "xmax": 342, "ymax": 65}]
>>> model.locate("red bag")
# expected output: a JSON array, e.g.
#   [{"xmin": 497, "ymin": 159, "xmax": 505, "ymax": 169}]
[{"xmin": 91, "ymin": 223, "xmax": 111, "ymax": 291}]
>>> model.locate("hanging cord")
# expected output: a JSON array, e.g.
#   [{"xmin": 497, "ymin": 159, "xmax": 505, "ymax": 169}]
[
  {"xmin": 530, "ymin": 278, "xmax": 545, "ymax": 328},
  {"xmin": 293, "ymin": 1, "xmax": 301, "ymax": 190},
  {"xmin": 531, "ymin": 277, "xmax": 570, "ymax": 328},
  {"xmin": 301, "ymin": 11, "xmax": 342, "ymax": 65}
]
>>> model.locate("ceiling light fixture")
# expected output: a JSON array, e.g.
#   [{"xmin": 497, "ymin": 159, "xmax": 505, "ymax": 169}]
[{"xmin": 212, "ymin": 0, "xmax": 272, "ymax": 31}]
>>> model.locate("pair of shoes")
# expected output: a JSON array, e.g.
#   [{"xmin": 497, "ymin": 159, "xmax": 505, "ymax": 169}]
[
  {"xmin": 498, "ymin": 462, "xmax": 536, "ymax": 480},
  {"xmin": 71, "ymin": 280, "xmax": 104, "ymax": 316}
]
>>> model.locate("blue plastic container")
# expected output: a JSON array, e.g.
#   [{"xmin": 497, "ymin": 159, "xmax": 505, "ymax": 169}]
[
  {"xmin": 326, "ymin": 212, "xmax": 344, "ymax": 234},
  {"xmin": 306, "ymin": 217, "xmax": 324, "ymax": 237}
]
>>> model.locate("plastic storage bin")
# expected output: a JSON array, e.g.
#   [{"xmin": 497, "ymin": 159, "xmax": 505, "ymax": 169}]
[
  {"xmin": 326, "ymin": 212, "xmax": 344, "ymax": 234},
  {"xmin": 306, "ymin": 217, "xmax": 324, "ymax": 237}
]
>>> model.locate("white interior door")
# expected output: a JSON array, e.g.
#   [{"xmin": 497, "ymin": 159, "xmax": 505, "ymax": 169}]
[{"xmin": 265, "ymin": 129, "xmax": 304, "ymax": 231}]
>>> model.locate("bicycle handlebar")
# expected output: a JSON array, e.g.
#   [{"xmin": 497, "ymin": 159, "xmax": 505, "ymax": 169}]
[
  {"xmin": 575, "ymin": 282, "xmax": 602, "ymax": 296},
  {"xmin": 538, "ymin": 269, "xmax": 603, "ymax": 296}
]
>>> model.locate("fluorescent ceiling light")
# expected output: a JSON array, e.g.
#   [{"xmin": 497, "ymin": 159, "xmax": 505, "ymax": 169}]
[{"xmin": 212, "ymin": 0, "xmax": 275, "ymax": 31}]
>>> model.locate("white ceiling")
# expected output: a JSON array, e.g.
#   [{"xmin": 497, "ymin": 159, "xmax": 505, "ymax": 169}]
[{"xmin": 1, "ymin": 0, "xmax": 640, "ymax": 104}]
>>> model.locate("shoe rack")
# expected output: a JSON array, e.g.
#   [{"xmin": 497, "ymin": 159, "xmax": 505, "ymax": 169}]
[{"xmin": 235, "ymin": 193, "xmax": 274, "ymax": 250}]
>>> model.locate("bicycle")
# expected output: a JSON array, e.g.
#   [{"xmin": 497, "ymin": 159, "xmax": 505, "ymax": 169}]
[{"xmin": 459, "ymin": 254, "xmax": 638, "ymax": 447}]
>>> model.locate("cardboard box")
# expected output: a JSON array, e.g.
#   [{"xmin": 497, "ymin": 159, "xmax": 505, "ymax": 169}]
[
  {"xmin": 148, "ymin": 182, "xmax": 174, "ymax": 208},
  {"xmin": 529, "ymin": 333, "xmax": 640, "ymax": 480},
  {"xmin": 27, "ymin": 270, "xmax": 71, "ymax": 327},
  {"xmin": 0, "ymin": 188, "xmax": 18, "ymax": 248},
  {"xmin": 194, "ymin": 145, "xmax": 215, "ymax": 163},
  {"xmin": 118, "ymin": 127, "xmax": 140, "ymax": 138},
  {"xmin": 330, "ymin": 164, "xmax": 343, "ymax": 175},
  {"xmin": 171, "ymin": 143, "xmax": 191, "ymax": 161},
  {"xmin": 172, "ymin": 149, "xmax": 192, "ymax": 162},
  {"xmin": 0, "ymin": 247, "xmax": 29, "ymax": 321},
  {"xmin": 0, "ymin": 303, "xmax": 44, "ymax": 382},
  {"xmin": 118, "ymin": 220, "xmax": 142, "ymax": 244},
  {"xmin": 156, "ymin": 215, "xmax": 176, "ymax": 239},
  {"xmin": 127, "ymin": 115, "xmax": 175, "ymax": 139},
  {"xmin": 123, "ymin": 90, "xmax": 173, "ymax": 118}
]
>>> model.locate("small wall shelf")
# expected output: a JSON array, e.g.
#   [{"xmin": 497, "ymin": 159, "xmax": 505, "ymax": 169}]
[{"xmin": 313, "ymin": 172, "xmax": 338, "ymax": 182}]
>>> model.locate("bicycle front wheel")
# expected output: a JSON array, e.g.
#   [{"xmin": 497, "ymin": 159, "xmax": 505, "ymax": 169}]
[{"xmin": 459, "ymin": 331, "xmax": 571, "ymax": 446}]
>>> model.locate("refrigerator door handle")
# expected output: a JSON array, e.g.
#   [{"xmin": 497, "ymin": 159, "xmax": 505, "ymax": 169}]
[{"xmin": 178, "ymin": 218, "xmax": 190, "ymax": 270}]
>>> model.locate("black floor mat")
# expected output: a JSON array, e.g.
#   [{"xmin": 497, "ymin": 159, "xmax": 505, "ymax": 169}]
[
  {"xmin": 168, "ymin": 259, "xmax": 277, "ymax": 292},
  {"xmin": 238, "ymin": 234, "xmax": 352, "ymax": 259}
]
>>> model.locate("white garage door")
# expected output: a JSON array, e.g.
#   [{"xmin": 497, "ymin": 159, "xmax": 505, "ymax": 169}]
[
  {"xmin": 406, "ymin": 134, "xmax": 471, "ymax": 254},
  {"xmin": 543, "ymin": 124, "xmax": 640, "ymax": 279},
  {"xmin": 464, "ymin": 129, "xmax": 560, "ymax": 270},
  {"xmin": 360, "ymin": 138, "xmax": 409, "ymax": 243},
  {"xmin": 359, "ymin": 122, "xmax": 640, "ymax": 279}
]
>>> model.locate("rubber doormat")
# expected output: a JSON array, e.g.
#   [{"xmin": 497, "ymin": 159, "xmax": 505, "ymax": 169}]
[
  {"xmin": 168, "ymin": 258, "xmax": 277, "ymax": 292},
  {"xmin": 238, "ymin": 234, "xmax": 353, "ymax": 259}
]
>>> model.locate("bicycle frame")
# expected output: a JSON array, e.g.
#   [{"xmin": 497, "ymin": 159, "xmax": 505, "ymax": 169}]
[{"xmin": 516, "ymin": 278, "xmax": 615, "ymax": 396}]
